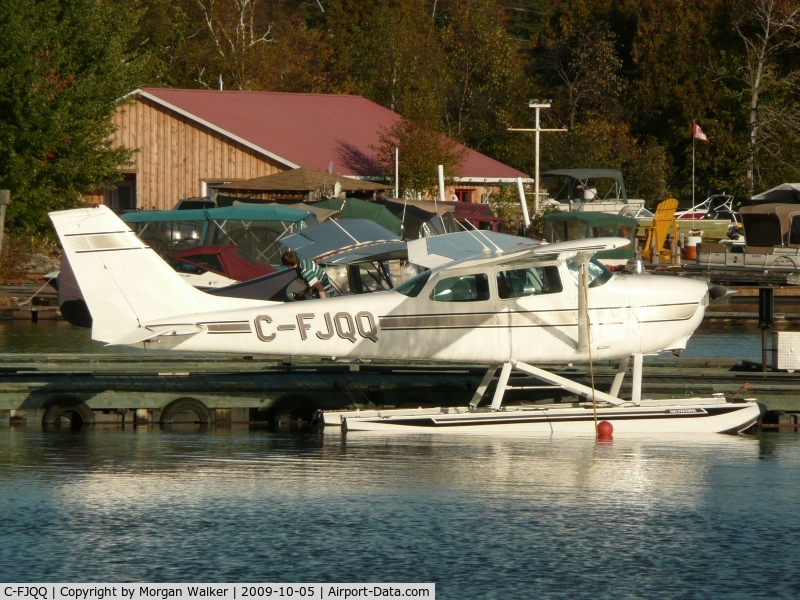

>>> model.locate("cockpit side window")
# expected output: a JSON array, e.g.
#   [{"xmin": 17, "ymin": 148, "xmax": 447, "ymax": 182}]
[
  {"xmin": 430, "ymin": 273, "xmax": 490, "ymax": 302},
  {"xmin": 496, "ymin": 266, "xmax": 563, "ymax": 299}
]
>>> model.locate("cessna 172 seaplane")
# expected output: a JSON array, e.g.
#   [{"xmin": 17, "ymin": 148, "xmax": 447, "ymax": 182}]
[{"xmin": 49, "ymin": 205, "xmax": 760, "ymax": 435}]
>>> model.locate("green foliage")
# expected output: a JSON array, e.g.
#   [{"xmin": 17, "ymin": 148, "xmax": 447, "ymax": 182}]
[
  {"xmin": 6, "ymin": 0, "xmax": 800, "ymax": 239},
  {"xmin": 327, "ymin": 0, "xmax": 443, "ymax": 120},
  {"xmin": 371, "ymin": 118, "xmax": 467, "ymax": 199},
  {"xmin": 0, "ymin": 0, "xmax": 148, "ymax": 234},
  {"xmin": 438, "ymin": 0, "xmax": 533, "ymax": 155},
  {"xmin": 541, "ymin": 114, "xmax": 670, "ymax": 206},
  {"xmin": 132, "ymin": 0, "xmax": 190, "ymax": 86},
  {"xmin": 489, "ymin": 184, "xmax": 525, "ymax": 234},
  {"xmin": 539, "ymin": 19, "xmax": 623, "ymax": 130}
]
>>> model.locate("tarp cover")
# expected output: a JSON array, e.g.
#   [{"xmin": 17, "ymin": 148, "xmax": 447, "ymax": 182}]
[
  {"xmin": 227, "ymin": 199, "xmax": 341, "ymax": 222},
  {"xmin": 740, "ymin": 203, "xmax": 800, "ymax": 247},
  {"xmin": 543, "ymin": 211, "xmax": 637, "ymax": 259},
  {"xmin": 122, "ymin": 204, "xmax": 312, "ymax": 224},
  {"xmin": 750, "ymin": 183, "xmax": 800, "ymax": 204},
  {"xmin": 213, "ymin": 167, "xmax": 392, "ymax": 193},
  {"xmin": 311, "ymin": 198, "xmax": 403, "ymax": 236},
  {"xmin": 375, "ymin": 198, "xmax": 460, "ymax": 238},
  {"xmin": 281, "ymin": 219, "xmax": 406, "ymax": 263}
]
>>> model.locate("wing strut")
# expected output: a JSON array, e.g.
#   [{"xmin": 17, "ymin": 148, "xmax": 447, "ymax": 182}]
[{"xmin": 469, "ymin": 360, "xmax": 627, "ymax": 408}]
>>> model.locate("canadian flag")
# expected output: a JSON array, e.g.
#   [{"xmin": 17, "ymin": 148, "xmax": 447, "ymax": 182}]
[{"xmin": 693, "ymin": 122, "xmax": 708, "ymax": 142}]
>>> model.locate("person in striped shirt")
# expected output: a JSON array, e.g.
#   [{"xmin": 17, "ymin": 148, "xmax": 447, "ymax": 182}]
[{"xmin": 281, "ymin": 251, "xmax": 335, "ymax": 299}]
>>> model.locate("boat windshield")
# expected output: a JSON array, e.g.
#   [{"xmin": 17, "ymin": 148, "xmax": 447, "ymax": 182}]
[
  {"xmin": 566, "ymin": 257, "xmax": 613, "ymax": 288},
  {"xmin": 394, "ymin": 270, "xmax": 432, "ymax": 297}
]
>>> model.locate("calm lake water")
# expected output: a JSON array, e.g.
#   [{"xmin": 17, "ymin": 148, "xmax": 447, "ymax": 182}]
[
  {"xmin": 1, "ymin": 428, "xmax": 800, "ymax": 599},
  {"xmin": 1, "ymin": 320, "xmax": 799, "ymax": 597}
]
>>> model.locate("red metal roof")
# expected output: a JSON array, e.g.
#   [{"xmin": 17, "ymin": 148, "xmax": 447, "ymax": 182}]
[{"xmin": 136, "ymin": 88, "xmax": 528, "ymax": 180}]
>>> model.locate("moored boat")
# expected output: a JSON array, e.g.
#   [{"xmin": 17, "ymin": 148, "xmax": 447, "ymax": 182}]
[{"xmin": 694, "ymin": 203, "xmax": 800, "ymax": 271}]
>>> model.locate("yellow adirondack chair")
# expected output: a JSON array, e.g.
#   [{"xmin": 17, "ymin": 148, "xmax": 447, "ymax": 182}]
[{"xmin": 641, "ymin": 198, "xmax": 678, "ymax": 261}]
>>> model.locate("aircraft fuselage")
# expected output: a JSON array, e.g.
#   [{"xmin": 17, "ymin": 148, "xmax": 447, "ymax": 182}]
[{"xmin": 137, "ymin": 258, "xmax": 708, "ymax": 364}]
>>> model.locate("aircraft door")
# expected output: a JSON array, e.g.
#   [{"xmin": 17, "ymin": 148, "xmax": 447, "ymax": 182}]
[
  {"xmin": 496, "ymin": 264, "xmax": 576, "ymax": 362},
  {"xmin": 405, "ymin": 271, "xmax": 510, "ymax": 363}
]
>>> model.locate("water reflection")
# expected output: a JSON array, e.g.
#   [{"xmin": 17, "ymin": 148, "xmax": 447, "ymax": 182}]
[
  {"xmin": 4, "ymin": 427, "xmax": 800, "ymax": 599},
  {"xmin": 0, "ymin": 319, "xmax": 140, "ymax": 354},
  {"xmin": 2, "ymin": 320, "xmax": 800, "ymax": 598}
]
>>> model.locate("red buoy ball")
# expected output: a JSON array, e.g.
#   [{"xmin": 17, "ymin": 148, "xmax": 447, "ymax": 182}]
[{"xmin": 597, "ymin": 420, "xmax": 614, "ymax": 439}]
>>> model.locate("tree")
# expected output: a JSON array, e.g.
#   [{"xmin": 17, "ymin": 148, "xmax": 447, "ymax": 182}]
[
  {"xmin": 0, "ymin": 0, "xmax": 149, "ymax": 234},
  {"xmin": 730, "ymin": 0, "xmax": 800, "ymax": 197},
  {"xmin": 130, "ymin": 0, "xmax": 190, "ymax": 86},
  {"xmin": 539, "ymin": 22, "xmax": 623, "ymax": 131},
  {"xmin": 171, "ymin": 1, "xmax": 332, "ymax": 92},
  {"xmin": 542, "ymin": 115, "xmax": 669, "ymax": 206},
  {"xmin": 437, "ymin": 0, "xmax": 533, "ymax": 166},
  {"xmin": 371, "ymin": 118, "xmax": 467, "ymax": 199},
  {"xmin": 178, "ymin": 0, "xmax": 276, "ymax": 89},
  {"xmin": 327, "ymin": 0, "xmax": 443, "ymax": 120}
]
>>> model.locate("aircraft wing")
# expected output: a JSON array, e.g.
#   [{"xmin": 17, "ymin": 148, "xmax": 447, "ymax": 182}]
[
  {"xmin": 455, "ymin": 237, "xmax": 631, "ymax": 269},
  {"xmin": 408, "ymin": 231, "xmax": 541, "ymax": 268}
]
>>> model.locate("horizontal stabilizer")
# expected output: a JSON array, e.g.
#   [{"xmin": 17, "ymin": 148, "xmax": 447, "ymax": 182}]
[{"xmin": 105, "ymin": 324, "xmax": 206, "ymax": 346}]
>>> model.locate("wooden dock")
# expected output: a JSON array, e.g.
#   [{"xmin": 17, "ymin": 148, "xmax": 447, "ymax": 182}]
[
  {"xmin": 1, "ymin": 353, "xmax": 799, "ymax": 429},
  {"xmin": 0, "ymin": 280, "xmax": 60, "ymax": 322},
  {"xmin": 0, "ymin": 353, "xmax": 485, "ymax": 427}
]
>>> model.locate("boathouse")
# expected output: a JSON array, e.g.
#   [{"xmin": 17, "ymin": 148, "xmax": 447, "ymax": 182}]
[{"xmin": 93, "ymin": 87, "xmax": 530, "ymax": 211}]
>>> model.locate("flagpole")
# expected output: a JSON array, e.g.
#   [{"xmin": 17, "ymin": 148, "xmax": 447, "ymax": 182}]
[{"xmin": 692, "ymin": 124, "xmax": 696, "ymax": 207}]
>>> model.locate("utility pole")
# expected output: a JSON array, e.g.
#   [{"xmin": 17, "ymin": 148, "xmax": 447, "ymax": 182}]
[
  {"xmin": 509, "ymin": 100, "xmax": 567, "ymax": 216},
  {"xmin": 0, "ymin": 190, "xmax": 9, "ymax": 261}
]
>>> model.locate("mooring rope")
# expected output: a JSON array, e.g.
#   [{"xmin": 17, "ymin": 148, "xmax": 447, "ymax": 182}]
[
  {"xmin": 582, "ymin": 262, "xmax": 598, "ymax": 428},
  {"xmin": 16, "ymin": 274, "xmax": 57, "ymax": 307}
]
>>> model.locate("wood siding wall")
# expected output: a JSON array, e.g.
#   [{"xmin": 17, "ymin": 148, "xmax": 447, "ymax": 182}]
[{"xmin": 110, "ymin": 97, "xmax": 286, "ymax": 211}]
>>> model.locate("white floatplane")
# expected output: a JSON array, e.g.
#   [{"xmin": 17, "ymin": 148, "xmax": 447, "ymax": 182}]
[{"xmin": 48, "ymin": 205, "xmax": 760, "ymax": 436}]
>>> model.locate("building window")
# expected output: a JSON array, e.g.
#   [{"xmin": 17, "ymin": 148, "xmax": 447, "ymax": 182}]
[{"xmin": 454, "ymin": 189, "xmax": 473, "ymax": 203}]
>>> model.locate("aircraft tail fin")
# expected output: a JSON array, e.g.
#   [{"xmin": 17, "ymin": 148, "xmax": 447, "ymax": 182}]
[{"xmin": 49, "ymin": 205, "xmax": 262, "ymax": 344}]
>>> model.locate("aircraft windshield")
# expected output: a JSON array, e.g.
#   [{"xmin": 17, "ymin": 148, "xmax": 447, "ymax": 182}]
[
  {"xmin": 394, "ymin": 270, "xmax": 432, "ymax": 297},
  {"xmin": 566, "ymin": 257, "xmax": 613, "ymax": 288}
]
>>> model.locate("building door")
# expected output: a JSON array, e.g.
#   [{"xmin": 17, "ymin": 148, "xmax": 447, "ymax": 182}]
[{"xmin": 105, "ymin": 174, "xmax": 137, "ymax": 212}]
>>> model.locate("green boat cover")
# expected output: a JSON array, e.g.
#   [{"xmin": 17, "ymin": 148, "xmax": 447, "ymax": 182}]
[
  {"xmin": 311, "ymin": 198, "xmax": 403, "ymax": 236},
  {"xmin": 544, "ymin": 212, "xmax": 637, "ymax": 260},
  {"xmin": 122, "ymin": 204, "xmax": 312, "ymax": 224}
]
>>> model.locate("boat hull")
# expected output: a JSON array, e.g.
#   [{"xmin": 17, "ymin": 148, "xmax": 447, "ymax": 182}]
[{"xmin": 329, "ymin": 399, "xmax": 761, "ymax": 435}]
